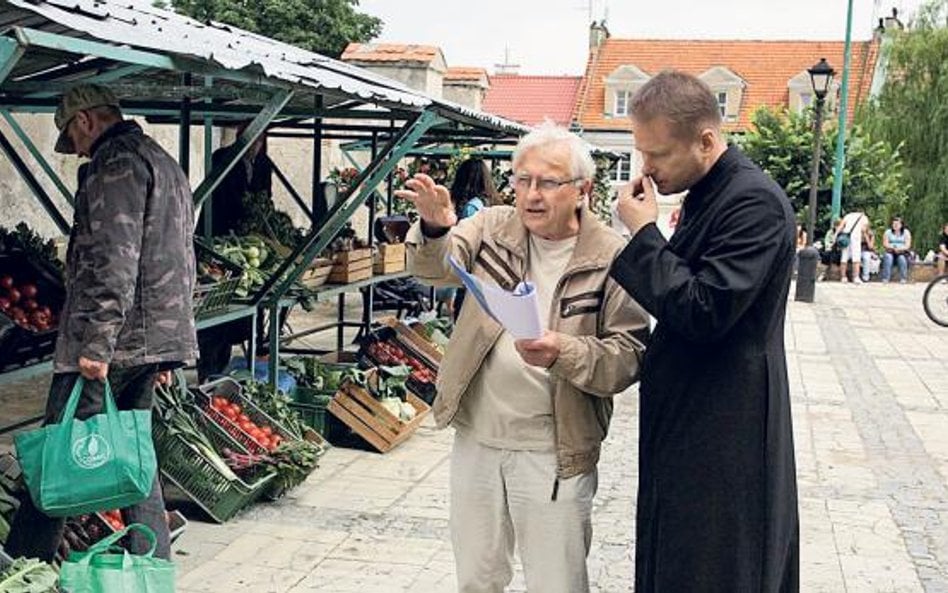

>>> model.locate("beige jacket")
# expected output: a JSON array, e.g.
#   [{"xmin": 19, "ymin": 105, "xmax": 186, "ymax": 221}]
[{"xmin": 407, "ymin": 206, "xmax": 649, "ymax": 478}]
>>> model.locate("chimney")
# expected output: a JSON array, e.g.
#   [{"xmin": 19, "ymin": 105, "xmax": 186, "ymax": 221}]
[{"xmin": 589, "ymin": 20, "xmax": 609, "ymax": 51}]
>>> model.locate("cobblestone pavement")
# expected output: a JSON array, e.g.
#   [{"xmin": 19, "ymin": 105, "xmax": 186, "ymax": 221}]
[{"xmin": 170, "ymin": 282, "xmax": 948, "ymax": 593}]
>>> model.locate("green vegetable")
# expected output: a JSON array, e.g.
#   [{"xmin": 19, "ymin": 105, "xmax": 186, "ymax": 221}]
[
  {"xmin": 0, "ymin": 557, "xmax": 58, "ymax": 593},
  {"xmin": 239, "ymin": 379, "xmax": 305, "ymax": 439},
  {"xmin": 261, "ymin": 440, "xmax": 324, "ymax": 499}
]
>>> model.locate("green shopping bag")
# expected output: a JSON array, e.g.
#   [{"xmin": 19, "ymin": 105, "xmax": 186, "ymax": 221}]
[
  {"xmin": 59, "ymin": 523, "xmax": 175, "ymax": 593},
  {"xmin": 14, "ymin": 377, "xmax": 156, "ymax": 517}
]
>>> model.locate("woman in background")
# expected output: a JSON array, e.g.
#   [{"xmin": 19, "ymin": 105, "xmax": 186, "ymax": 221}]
[{"xmin": 435, "ymin": 159, "xmax": 499, "ymax": 320}]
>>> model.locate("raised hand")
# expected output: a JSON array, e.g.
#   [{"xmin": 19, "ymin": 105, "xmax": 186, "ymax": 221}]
[
  {"xmin": 615, "ymin": 175, "xmax": 659, "ymax": 237},
  {"xmin": 393, "ymin": 173, "xmax": 458, "ymax": 229}
]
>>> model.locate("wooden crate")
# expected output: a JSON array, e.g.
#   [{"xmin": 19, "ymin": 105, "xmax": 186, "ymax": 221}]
[
  {"xmin": 329, "ymin": 248, "xmax": 373, "ymax": 284},
  {"xmin": 327, "ymin": 381, "xmax": 429, "ymax": 453},
  {"xmin": 373, "ymin": 243, "xmax": 406, "ymax": 274},
  {"xmin": 301, "ymin": 258, "xmax": 333, "ymax": 288},
  {"xmin": 379, "ymin": 316, "xmax": 442, "ymax": 367}
]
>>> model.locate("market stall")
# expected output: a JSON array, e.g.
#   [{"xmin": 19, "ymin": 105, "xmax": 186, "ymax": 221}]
[{"xmin": 0, "ymin": 0, "xmax": 528, "ymax": 533}]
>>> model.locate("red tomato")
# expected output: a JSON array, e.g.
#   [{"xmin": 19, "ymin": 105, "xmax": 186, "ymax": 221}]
[
  {"xmin": 0, "ymin": 276, "xmax": 13, "ymax": 289},
  {"xmin": 230, "ymin": 404, "xmax": 242, "ymax": 416},
  {"xmin": 238, "ymin": 413, "xmax": 250, "ymax": 425},
  {"xmin": 6, "ymin": 288, "xmax": 20, "ymax": 303},
  {"xmin": 0, "ymin": 297, "xmax": 9, "ymax": 311},
  {"xmin": 223, "ymin": 407, "xmax": 238, "ymax": 421},
  {"xmin": 19, "ymin": 284, "xmax": 37, "ymax": 299},
  {"xmin": 257, "ymin": 436, "xmax": 270, "ymax": 449}
]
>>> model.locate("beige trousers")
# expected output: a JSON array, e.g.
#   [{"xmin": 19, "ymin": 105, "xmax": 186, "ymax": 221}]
[{"xmin": 450, "ymin": 430, "xmax": 598, "ymax": 593}]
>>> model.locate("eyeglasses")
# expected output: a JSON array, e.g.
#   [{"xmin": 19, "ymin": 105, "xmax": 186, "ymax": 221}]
[{"xmin": 510, "ymin": 174, "xmax": 582, "ymax": 194}]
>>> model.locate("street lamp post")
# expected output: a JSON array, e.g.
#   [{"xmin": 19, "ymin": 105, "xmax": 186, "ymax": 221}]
[{"xmin": 795, "ymin": 57, "xmax": 836, "ymax": 303}]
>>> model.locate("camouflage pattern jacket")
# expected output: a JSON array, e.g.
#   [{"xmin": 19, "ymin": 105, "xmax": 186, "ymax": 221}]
[{"xmin": 53, "ymin": 120, "xmax": 198, "ymax": 372}]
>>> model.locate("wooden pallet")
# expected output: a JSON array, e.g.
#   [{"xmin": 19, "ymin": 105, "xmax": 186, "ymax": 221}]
[
  {"xmin": 327, "ymin": 381, "xmax": 429, "ymax": 453},
  {"xmin": 329, "ymin": 248, "xmax": 373, "ymax": 284}
]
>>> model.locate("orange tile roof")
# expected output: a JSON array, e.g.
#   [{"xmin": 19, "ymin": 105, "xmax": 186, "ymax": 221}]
[
  {"xmin": 575, "ymin": 38, "xmax": 880, "ymax": 132},
  {"xmin": 341, "ymin": 42, "xmax": 443, "ymax": 65},
  {"xmin": 483, "ymin": 75, "xmax": 582, "ymax": 127},
  {"xmin": 445, "ymin": 67, "xmax": 489, "ymax": 82}
]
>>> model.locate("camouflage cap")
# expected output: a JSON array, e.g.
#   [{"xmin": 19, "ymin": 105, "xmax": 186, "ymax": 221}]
[{"xmin": 54, "ymin": 84, "xmax": 121, "ymax": 154}]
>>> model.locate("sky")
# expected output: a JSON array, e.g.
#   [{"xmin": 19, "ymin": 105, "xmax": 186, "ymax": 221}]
[{"xmin": 358, "ymin": 0, "xmax": 927, "ymax": 75}]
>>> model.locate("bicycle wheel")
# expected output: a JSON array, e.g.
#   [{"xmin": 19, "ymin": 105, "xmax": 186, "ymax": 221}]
[{"xmin": 923, "ymin": 274, "xmax": 948, "ymax": 327}]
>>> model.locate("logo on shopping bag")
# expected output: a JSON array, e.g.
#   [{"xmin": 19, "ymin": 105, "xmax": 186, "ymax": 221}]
[{"xmin": 72, "ymin": 434, "xmax": 112, "ymax": 469}]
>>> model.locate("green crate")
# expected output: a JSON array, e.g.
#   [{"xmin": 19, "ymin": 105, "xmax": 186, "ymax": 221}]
[
  {"xmin": 293, "ymin": 386, "xmax": 336, "ymax": 406},
  {"xmin": 288, "ymin": 395, "xmax": 332, "ymax": 436},
  {"xmin": 152, "ymin": 420, "xmax": 275, "ymax": 524}
]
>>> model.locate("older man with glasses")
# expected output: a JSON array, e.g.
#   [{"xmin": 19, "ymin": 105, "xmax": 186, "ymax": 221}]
[{"xmin": 396, "ymin": 122, "xmax": 649, "ymax": 593}]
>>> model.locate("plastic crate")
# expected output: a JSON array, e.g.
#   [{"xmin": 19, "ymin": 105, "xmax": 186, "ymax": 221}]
[
  {"xmin": 195, "ymin": 377, "xmax": 299, "ymax": 455},
  {"xmin": 193, "ymin": 239, "xmax": 242, "ymax": 320},
  {"xmin": 0, "ymin": 252, "xmax": 64, "ymax": 372},
  {"xmin": 288, "ymin": 393, "xmax": 332, "ymax": 436},
  {"xmin": 152, "ymin": 420, "xmax": 274, "ymax": 524}
]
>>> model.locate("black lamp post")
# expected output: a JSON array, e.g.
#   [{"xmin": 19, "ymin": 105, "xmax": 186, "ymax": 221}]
[{"xmin": 795, "ymin": 57, "xmax": 836, "ymax": 303}]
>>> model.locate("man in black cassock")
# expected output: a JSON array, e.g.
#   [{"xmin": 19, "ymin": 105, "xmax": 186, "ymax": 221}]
[{"xmin": 610, "ymin": 70, "xmax": 799, "ymax": 592}]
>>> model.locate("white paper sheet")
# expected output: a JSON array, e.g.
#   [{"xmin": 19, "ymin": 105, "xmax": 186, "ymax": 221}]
[{"xmin": 448, "ymin": 256, "xmax": 543, "ymax": 339}]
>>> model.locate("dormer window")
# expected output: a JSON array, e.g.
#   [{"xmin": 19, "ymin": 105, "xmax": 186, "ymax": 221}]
[
  {"xmin": 615, "ymin": 90, "xmax": 632, "ymax": 116},
  {"xmin": 698, "ymin": 67, "xmax": 745, "ymax": 123},
  {"xmin": 716, "ymin": 91, "xmax": 728, "ymax": 118},
  {"xmin": 604, "ymin": 65, "xmax": 650, "ymax": 118}
]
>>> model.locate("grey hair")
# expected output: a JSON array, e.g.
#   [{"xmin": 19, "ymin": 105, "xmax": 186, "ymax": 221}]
[{"xmin": 511, "ymin": 120, "xmax": 596, "ymax": 181}]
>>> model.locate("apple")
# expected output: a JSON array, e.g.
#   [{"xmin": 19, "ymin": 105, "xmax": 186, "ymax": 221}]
[
  {"xmin": 20, "ymin": 284, "xmax": 37, "ymax": 299},
  {"xmin": 23, "ymin": 299, "xmax": 38, "ymax": 311},
  {"xmin": 6, "ymin": 288, "xmax": 20, "ymax": 304},
  {"xmin": 0, "ymin": 276, "xmax": 13, "ymax": 290}
]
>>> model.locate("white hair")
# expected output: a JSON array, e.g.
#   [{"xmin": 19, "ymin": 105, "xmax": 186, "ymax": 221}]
[{"xmin": 511, "ymin": 120, "xmax": 596, "ymax": 181}]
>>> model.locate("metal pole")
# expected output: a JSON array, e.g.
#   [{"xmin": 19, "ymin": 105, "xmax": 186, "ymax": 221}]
[
  {"xmin": 830, "ymin": 0, "xmax": 855, "ymax": 224},
  {"xmin": 178, "ymin": 73, "xmax": 191, "ymax": 175},
  {"xmin": 806, "ymin": 97, "xmax": 826, "ymax": 246},
  {"xmin": 795, "ymin": 96, "xmax": 826, "ymax": 304}
]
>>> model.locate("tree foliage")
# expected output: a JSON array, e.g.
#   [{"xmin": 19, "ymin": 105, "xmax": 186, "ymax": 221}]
[
  {"xmin": 738, "ymin": 106, "xmax": 909, "ymax": 239},
  {"xmin": 166, "ymin": 0, "xmax": 382, "ymax": 58},
  {"xmin": 863, "ymin": 0, "xmax": 948, "ymax": 251}
]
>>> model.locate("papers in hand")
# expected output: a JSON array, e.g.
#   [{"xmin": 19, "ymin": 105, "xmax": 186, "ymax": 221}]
[{"xmin": 448, "ymin": 256, "xmax": 543, "ymax": 339}]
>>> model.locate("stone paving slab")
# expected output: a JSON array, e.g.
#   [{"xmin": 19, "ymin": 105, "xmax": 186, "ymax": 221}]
[{"xmin": 165, "ymin": 282, "xmax": 948, "ymax": 592}]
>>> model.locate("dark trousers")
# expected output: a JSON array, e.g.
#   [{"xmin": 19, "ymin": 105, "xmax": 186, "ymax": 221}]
[{"xmin": 5, "ymin": 364, "xmax": 170, "ymax": 561}]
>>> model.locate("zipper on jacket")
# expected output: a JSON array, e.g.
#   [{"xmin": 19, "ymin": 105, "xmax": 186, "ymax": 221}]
[{"xmin": 551, "ymin": 477, "xmax": 560, "ymax": 501}]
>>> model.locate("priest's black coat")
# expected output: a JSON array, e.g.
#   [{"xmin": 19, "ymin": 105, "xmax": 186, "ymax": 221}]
[{"xmin": 610, "ymin": 146, "xmax": 799, "ymax": 593}]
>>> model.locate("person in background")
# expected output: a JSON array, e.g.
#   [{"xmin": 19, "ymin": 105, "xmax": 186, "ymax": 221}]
[
  {"xmin": 435, "ymin": 158, "xmax": 499, "ymax": 320},
  {"xmin": 859, "ymin": 224, "xmax": 878, "ymax": 282},
  {"xmin": 397, "ymin": 122, "xmax": 649, "ymax": 593},
  {"xmin": 611, "ymin": 70, "xmax": 799, "ymax": 593},
  {"xmin": 5, "ymin": 83, "xmax": 197, "ymax": 562},
  {"xmin": 937, "ymin": 222, "xmax": 948, "ymax": 276},
  {"xmin": 195, "ymin": 123, "xmax": 274, "ymax": 381},
  {"xmin": 882, "ymin": 216, "xmax": 913, "ymax": 283},
  {"xmin": 835, "ymin": 211, "xmax": 868, "ymax": 284}
]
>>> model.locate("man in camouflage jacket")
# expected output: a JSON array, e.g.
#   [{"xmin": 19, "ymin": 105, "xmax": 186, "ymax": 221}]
[{"xmin": 5, "ymin": 84, "xmax": 197, "ymax": 562}]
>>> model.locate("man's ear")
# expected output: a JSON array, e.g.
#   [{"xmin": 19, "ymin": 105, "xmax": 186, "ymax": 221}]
[{"xmin": 699, "ymin": 128, "xmax": 717, "ymax": 153}]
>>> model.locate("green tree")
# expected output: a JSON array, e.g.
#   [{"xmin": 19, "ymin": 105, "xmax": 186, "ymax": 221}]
[
  {"xmin": 864, "ymin": 0, "xmax": 948, "ymax": 251},
  {"xmin": 738, "ymin": 106, "xmax": 909, "ymax": 240},
  {"xmin": 167, "ymin": 0, "xmax": 382, "ymax": 58}
]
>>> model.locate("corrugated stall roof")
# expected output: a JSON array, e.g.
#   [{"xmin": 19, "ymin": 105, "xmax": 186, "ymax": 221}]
[{"xmin": 0, "ymin": 0, "xmax": 529, "ymax": 134}]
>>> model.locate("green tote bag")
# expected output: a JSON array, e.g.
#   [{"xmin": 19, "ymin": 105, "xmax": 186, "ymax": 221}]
[
  {"xmin": 59, "ymin": 523, "xmax": 175, "ymax": 593},
  {"xmin": 14, "ymin": 377, "xmax": 156, "ymax": 517}
]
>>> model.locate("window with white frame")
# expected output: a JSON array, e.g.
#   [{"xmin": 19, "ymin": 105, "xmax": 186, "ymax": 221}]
[
  {"xmin": 716, "ymin": 91, "xmax": 728, "ymax": 118},
  {"xmin": 613, "ymin": 152, "xmax": 632, "ymax": 182},
  {"xmin": 798, "ymin": 92, "xmax": 813, "ymax": 114},
  {"xmin": 614, "ymin": 90, "xmax": 631, "ymax": 116}
]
